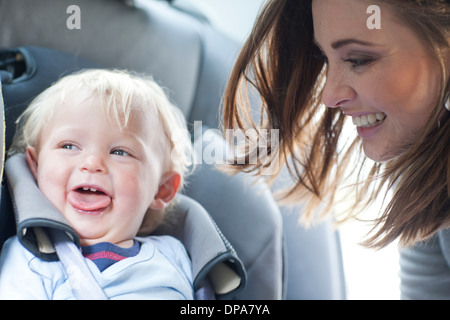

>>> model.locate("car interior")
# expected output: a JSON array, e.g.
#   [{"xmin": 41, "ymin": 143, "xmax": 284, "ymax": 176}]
[{"xmin": 0, "ymin": 0, "xmax": 346, "ymax": 299}]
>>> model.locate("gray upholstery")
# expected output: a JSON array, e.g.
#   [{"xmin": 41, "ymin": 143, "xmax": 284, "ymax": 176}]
[
  {"xmin": 280, "ymin": 204, "xmax": 346, "ymax": 299},
  {"xmin": 185, "ymin": 128, "xmax": 283, "ymax": 299},
  {"xmin": 0, "ymin": 0, "xmax": 346, "ymax": 299},
  {"xmin": 0, "ymin": 0, "xmax": 227, "ymax": 124}
]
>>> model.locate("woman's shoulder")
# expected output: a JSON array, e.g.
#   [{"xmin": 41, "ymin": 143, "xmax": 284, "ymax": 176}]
[
  {"xmin": 437, "ymin": 228, "xmax": 450, "ymax": 264},
  {"xmin": 399, "ymin": 228, "xmax": 450, "ymax": 299}
]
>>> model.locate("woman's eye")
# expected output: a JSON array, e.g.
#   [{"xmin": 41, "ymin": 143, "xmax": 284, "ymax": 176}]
[{"xmin": 343, "ymin": 57, "xmax": 375, "ymax": 69}]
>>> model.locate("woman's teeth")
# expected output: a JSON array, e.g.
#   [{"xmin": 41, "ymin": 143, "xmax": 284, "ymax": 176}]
[{"xmin": 352, "ymin": 112, "xmax": 386, "ymax": 128}]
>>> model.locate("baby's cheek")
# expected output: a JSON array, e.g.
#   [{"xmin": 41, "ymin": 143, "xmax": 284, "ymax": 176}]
[
  {"xmin": 117, "ymin": 173, "xmax": 150, "ymax": 206},
  {"xmin": 36, "ymin": 167, "xmax": 70, "ymax": 210},
  {"xmin": 38, "ymin": 179, "xmax": 67, "ymax": 212}
]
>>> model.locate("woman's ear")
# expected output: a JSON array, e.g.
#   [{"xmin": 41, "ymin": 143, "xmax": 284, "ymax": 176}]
[
  {"xmin": 25, "ymin": 146, "xmax": 39, "ymax": 181},
  {"xmin": 150, "ymin": 172, "xmax": 181, "ymax": 210}
]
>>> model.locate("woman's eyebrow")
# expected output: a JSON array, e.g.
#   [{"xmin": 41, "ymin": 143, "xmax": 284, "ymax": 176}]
[
  {"xmin": 331, "ymin": 38, "xmax": 375, "ymax": 49},
  {"xmin": 314, "ymin": 37, "xmax": 377, "ymax": 50}
]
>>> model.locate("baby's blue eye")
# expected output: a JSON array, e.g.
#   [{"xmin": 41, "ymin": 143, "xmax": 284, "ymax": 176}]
[
  {"xmin": 111, "ymin": 149, "xmax": 129, "ymax": 156},
  {"xmin": 60, "ymin": 143, "xmax": 78, "ymax": 150}
]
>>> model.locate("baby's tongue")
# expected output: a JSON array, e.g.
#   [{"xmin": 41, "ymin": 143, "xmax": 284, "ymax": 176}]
[{"xmin": 68, "ymin": 189, "xmax": 111, "ymax": 212}]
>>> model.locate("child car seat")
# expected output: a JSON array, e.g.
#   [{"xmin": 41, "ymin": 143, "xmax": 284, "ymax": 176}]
[
  {"xmin": 0, "ymin": 0, "xmax": 346, "ymax": 299},
  {"xmin": 0, "ymin": 46, "xmax": 246, "ymax": 299}
]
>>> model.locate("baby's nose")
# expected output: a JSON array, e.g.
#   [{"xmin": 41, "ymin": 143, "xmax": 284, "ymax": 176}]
[{"xmin": 80, "ymin": 154, "xmax": 108, "ymax": 174}]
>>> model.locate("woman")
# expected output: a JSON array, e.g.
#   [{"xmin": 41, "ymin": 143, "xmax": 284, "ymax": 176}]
[{"xmin": 223, "ymin": 0, "xmax": 449, "ymax": 299}]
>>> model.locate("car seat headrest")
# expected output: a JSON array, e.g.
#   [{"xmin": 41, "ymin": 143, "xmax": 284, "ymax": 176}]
[{"xmin": 0, "ymin": 46, "xmax": 100, "ymax": 151}]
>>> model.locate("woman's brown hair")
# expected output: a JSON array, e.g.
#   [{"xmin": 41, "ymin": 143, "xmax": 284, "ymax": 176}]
[{"xmin": 222, "ymin": 0, "xmax": 450, "ymax": 248}]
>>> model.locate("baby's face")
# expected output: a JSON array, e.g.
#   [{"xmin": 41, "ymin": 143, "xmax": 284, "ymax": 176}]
[{"xmin": 26, "ymin": 93, "xmax": 170, "ymax": 247}]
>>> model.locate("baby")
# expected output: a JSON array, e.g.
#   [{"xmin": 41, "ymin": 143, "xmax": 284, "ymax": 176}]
[{"xmin": 0, "ymin": 69, "xmax": 194, "ymax": 299}]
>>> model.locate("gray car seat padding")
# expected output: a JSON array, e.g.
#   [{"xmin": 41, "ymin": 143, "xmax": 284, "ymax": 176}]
[
  {"xmin": 153, "ymin": 193, "xmax": 245, "ymax": 298},
  {"xmin": 5, "ymin": 153, "xmax": 246, "ymax": 299},
  {"xmin": 0, "ymin": 0, "xmax": 202, "ymax": 119},
  {"xmin": 184, "ymin": 128, "xmax": 284, "ymax": 299},
  {"xmin": 0, "ymin": 46, "xmax": 100, "ymax": 151}
]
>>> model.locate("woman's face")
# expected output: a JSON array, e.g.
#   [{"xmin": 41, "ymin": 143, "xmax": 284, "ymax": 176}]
[{"xmin": 312, "ymin": 0, "xmax": 443, "ymax": 161}]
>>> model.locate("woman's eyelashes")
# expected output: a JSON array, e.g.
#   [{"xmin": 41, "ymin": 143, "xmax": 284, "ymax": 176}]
[
  {"xmin": 342, "ymin": 56, "xmax": 375, "ymax": 70},
  {"xmin": 313, "ymin": 45, "xmax": 376, "ymax": 71}
]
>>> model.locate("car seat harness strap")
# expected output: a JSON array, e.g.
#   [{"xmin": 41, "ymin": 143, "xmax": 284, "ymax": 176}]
[{"xmin": 48, "ymin": 228, "xmax": 108, "ymax": 300}]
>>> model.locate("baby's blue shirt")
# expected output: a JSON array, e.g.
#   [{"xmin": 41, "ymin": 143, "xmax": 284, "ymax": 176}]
[{"xmin": 0, "ymin": 235, "xmax": 193, "ymax": 300}]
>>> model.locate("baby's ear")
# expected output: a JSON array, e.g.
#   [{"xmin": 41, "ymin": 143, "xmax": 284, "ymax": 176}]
[
  {"xmin": 25, "ymin": 146, "xmax": 39, "ymax": 181},
  {"xmin": 150, "ymin": 172, "xmax": 181, "ymax": 210}
]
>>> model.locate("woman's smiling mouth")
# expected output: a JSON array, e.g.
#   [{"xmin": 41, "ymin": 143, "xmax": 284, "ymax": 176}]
[{"xmin": 352, "ymin": 112, "xmax": 386, "ymax": 128}]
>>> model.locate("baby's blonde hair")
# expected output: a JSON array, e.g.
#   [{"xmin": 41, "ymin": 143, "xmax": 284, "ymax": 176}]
[{"xmin": 10, "ymin": 69, "xmax": 193, "ymax": 189}]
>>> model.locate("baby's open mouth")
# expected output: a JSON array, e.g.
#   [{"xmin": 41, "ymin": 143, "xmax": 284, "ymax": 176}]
[{"xmin": 68, "ymin": 186, "xmax": 112, "ymax": 213}]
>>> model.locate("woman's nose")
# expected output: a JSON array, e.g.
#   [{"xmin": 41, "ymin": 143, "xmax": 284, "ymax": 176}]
[
  {"xmin": 321, "ymin": 66, "xmax": 356, "ymax": 108},
  {"xmin": 80, "ymin": 153, "xmax": 108, "ymax": 174}
]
